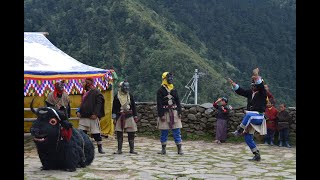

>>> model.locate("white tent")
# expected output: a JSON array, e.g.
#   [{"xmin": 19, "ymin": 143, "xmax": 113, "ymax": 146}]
[
  {"xmin": 24, "ymin": 32, "xmax": 115, "ymax": 136},
  {"xmin": 24, "ymin": 32, "xmax": 113, "ymax": 96},
  {"xmin": 24, "ymin": 32, "xmax": 106, "ymax": 73}
]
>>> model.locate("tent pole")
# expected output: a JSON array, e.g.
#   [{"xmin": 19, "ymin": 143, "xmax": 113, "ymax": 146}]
[{"xmin": 40, "ymin": 32, "xmax": 49, "ymax": 36}]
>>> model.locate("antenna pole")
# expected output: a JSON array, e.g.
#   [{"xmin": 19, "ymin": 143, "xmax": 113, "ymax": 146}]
[{"xmin": 194, "ymin": 69, "xmax": 199, "ymax": 104}]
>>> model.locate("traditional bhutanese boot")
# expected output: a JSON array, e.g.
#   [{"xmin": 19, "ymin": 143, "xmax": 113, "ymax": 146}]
[
  {"xmin": 158, "ymin": 144, "xmax": 166, "ymax": 155},
  {"xmin": 285, "ymin": 141, "xmax": 291, "ymax": 148},
  {"xmin": 129, "ymin": 140, "xmax": 138, "ymax": 154},
  {"xmin": 114, "ymin": 131, "xmax": 123, "ymax": 154},
  {"xmin": 97, "ymin": 142, "xmax": 105, "ymax": 154},
  {"xmin": 128, "ymin": 132, "xmax": 138, "ymax": 154},
  {"xmin": 249, "ymin": 150, "xmax": 261, "ymax": 161},
  {"xmin": 177, "ymin": 144, "xmax": 184, "ymax": 155}
]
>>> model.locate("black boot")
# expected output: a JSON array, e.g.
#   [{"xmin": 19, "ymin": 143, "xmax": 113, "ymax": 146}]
[
  {"xmin": 129, "ymin": 140, "xmax": 138, "ymax": 154},
  {"xmin": 114, "ymin": 131, "xmax": 123, "ymax": 154},
  {"xmin": 177, "ymin": 144, "xmax": 184, "ymax": 155},
  {"xmin": 157, "ymin": 144, "xmax": 166, "ymax": 155},
  {"xmin": 97, "ymin": 143, "xmax": 105, "ymax": 154},
  {"xmin": 93, "ymin": 134, "xmax": 105, "ymax": 154},
  {"xmin": 249, "ymin": 150, "xmax": 261, "ymax": 161},
  {"xmin": 128, "ymin": 132, "xmax": 138, "ymax": 154}
]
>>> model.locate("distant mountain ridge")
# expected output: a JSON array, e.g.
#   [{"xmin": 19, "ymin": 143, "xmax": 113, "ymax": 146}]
[{"xmin": 24, "ymin": 0, "xmax": 296, "ymax": 107}]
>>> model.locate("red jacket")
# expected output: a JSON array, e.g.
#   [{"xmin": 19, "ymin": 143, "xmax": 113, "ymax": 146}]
[{"xmin": 265, "ymin": 106, "xmax": 278, "ymax": 130}]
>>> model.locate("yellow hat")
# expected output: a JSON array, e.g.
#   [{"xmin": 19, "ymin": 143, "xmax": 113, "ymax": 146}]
[{"xmin": 162, "ymin": 72, "xmax": 169, "ymax": 79}]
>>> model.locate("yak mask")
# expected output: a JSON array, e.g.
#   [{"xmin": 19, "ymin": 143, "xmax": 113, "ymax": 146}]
[
  {"xmin": 166, "ymin": 73, "xmax": 174, "ymax": 84},
  {"xmin": 121, "ymin": 81, "xmax": 130, "ymax": 93}
]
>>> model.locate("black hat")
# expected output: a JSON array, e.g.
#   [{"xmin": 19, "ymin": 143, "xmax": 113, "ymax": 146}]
[{"xmin": 222, "ymin": 97, "xmax": 228, "ymax": 103}]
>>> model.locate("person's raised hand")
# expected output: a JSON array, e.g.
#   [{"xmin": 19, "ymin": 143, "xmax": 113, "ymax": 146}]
[
  {"xmin": 253, "ymin": 68, "xmax": 259, "ymax": 76},
  {"xmin": 228, "ymin": 78, "xmax": 236, "ymax": 87}
]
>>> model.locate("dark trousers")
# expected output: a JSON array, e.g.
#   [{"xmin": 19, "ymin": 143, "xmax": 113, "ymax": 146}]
[
  {"xmin": 278, "ymin": 128, "xmax": 289, "ymax": 142},
  {"xmin": 264, "ymin": 128, "xmax": 275, "ymax": 143}
]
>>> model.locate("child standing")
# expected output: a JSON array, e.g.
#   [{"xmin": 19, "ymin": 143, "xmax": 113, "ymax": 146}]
[
  {"xmin": 264, "ymin": 100, "xmax": 278, "ymax": 145},
  {"xmin": 277, "ymin": 103, "xmax": 292, "ymax": 148},
  {"xmin": 213, "ymin": 97, "xmax": 231, "ymax": 144}
]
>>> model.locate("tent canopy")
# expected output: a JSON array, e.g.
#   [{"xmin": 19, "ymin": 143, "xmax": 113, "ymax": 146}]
[
  {"xmin": 24, "ymin": 32, "xmax": 106, "ymax": 75},
  {"xmin": 24, "ymin": 32, "xmax": 115, "ymax": 136},
  {"xmin": 24, "ymin": 32, "xmax": 113, "ymax": 96}
]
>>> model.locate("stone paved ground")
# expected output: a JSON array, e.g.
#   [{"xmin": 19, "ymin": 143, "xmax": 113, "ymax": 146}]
[{"xmin": 24, "ymin": 135, "xmax": 296, "ymax": 180}]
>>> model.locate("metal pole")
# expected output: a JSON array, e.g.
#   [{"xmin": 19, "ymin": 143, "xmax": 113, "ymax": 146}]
[{"xmin": 194, "ymin": 69, "xmax": 198, "ymax": 104}]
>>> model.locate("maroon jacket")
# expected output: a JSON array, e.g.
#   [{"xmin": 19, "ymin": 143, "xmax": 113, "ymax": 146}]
[{"xmin": 80, "ymin": 88, "xmax": 105, "ymax": 119}]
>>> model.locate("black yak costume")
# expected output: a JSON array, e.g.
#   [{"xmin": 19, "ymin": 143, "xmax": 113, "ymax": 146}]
[{"xmin": 30, "ymin": 99, "xmax": 94, "ymax": 172}]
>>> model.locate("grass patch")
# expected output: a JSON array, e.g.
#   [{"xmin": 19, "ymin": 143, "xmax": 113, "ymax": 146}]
[
  {"xmin": 138, "ymin": 131, "xmax": 214, "ymax": 141},
  {"xmin": 275, "ymin": 177, "xmax": 286, "ymax": 180},
  {"xmin": 270, "ymin": 163, "xmax": 278, "ymax": 167},
  {"xmin": 225, "ymin": 136, "xmax": 244, "ymax": 143},
  {"xmin": 137, "ymin": 131, "xmax": 289, "ymax": 146},
  {"xmin": 120, "ymin": 168, "xmax": 129, "ymax": 173},
  {"xmin": 137, "ymin": 131, "xmax": 160, "ymax": 139},
  {"xmin": 80, "ymin": 167, "xmax": 93, "ymax": 172},
  {"xmin": 182, "ymin": 132, "xmax": 213, "ymax": 142},
  {"xmin": 43, "ymin": 175, "xmax": 58, "ymax": 180},
  {"xmin": 156, "ymin": 178, "xmax": 167, "ymax": 180},
  {"xmin": 240, "ymin": 148, "xmax": 247, "ymax": 154},
  {"xmin": 189, "ymin": 178, "xmax": 204, "ymax": 180},
  {"xmin": 46, "ymin": 177, "xmax": 60, "ymax": 180},
  {"xmin": 72, "ymin": 172, "xmax": 85, "ymax": 178},
  {"xmin": 138, "ymin": 132, "xmax": 242, "ymax": 143},
  {"xmin": 153, "ymin": 158, "xmax": 166, "ymax": 162},
  {"xmin": 150, "ymin": 161, "xmax": 158, "ymax": 165},
  {"xmin": 176, "ymin": 174, "xmax": 187, "ymax": 177}
]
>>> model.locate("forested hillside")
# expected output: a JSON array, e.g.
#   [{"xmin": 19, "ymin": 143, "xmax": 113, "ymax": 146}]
[{"xmin": 24, "ymin": 0, "xmax": 296, "ymax": 107}]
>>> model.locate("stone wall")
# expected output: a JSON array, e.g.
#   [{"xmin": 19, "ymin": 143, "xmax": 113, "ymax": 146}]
[{"xmin": 136, "ymin": 102, "xmax": 296, "ymax": 143}]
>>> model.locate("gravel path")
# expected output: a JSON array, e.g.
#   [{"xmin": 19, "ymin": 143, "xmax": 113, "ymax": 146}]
[{"xmin": 24, "ymin": 135, "xmax": 296, "ymax": 180}]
